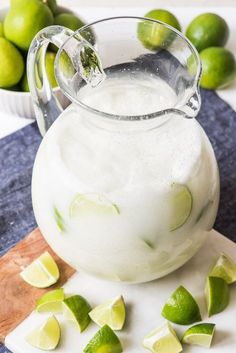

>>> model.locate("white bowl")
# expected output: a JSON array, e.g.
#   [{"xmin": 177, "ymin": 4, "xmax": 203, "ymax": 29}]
[{"xmin": 0, "ymin": 7, "xmax": 70, "ymax": 119}]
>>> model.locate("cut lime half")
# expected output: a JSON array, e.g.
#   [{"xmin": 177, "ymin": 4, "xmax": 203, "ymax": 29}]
[
  {"xmin": 182, "ymin": 323, "xmax": 215, "ymax": 348},
  {"xmin": 143, "ymin": 321, "xmax": 182, "ymax": 353},
  {"xmin": 162, "ymin": 285, "xmax": 201, "ymax": 325},
  {"xmin": 170, "ymin": 184, "xmax": 192, "ymax": 231},
  {"xmin": 89, "ymin": 295, "xmax": 126, "ymax": 330},
  {"xmin": 20, "ymin": 251, "xmax": 60, "ymax": 288},
  {"xmin": 205, "ymin": 276, "xmax": 230, "ymax": 317},
  {"xmin": 36, "ymin": 288, "xmax": 65, "ymax": 313},
  {"xmin": 70, "ymin": 193, "xmax": 120, "ymax": 217},
  {"xmin": 209, "ymin": 253, "xmax": 236, "ymax": 284},
  {"xmin": 63, "ymin": 294, "xmax": 91, "ymax": 332},
  {"xmin": 83, "ymin": 324, "xmax": 123, "ymax": 353},
  {"xmin": 25, "ymin": 315, "xmax": 61, "ymax": 350}
]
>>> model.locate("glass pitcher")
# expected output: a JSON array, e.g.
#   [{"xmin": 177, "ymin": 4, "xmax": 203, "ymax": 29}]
[{"xmin": 28, "ymin": 17, "xmax": 219, "ymax": 283}]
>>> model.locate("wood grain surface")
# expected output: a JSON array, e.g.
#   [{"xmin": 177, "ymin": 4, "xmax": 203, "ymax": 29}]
[{"xmin": 0, "ymin": 228, "xmax": 75, "ymax": 342}]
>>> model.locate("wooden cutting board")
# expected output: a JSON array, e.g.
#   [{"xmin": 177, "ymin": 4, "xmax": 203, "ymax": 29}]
[{"xmin": 0, "ymin": 228, "xmax": 75, "ymax": 343}]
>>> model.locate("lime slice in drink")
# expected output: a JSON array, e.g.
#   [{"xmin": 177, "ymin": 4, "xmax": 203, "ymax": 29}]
[
  {"xmin": 205, "ymin": 276, "xmax": 230, "ymax": 317},
  {"xmin": 209, "ymin": 253, "xmax": 236, "ymax": 284},
  {"xmin": 20, "ymin": 251, "xmax": 60, "ymax": 288},
  {"xmin": 170, "ymin": 184, "xmax": 192, "ymax": 231},
  {"xmin": 143, "ymin": 321, "xmax": 182, "ymax": 353},
  {"xmin": 162, "ymin": 285, "xmax": 201, "ymax": 325},
  {"xmin": 54, "ymin": 207, "xmax": 65, "ymax": 232},
  {"xmin": 70, "ymin": 193, "xmax": 120, "ymax": 217},
  {"xmin": 36, "ymin": 288, "xmax": 65, "ymax": 313},
  {"xmin": 63, "ymin": 295, "xmax": 91, "ymax": 332},
  {"xmin": 83, "ymin": 324, "xmax": 123, "ymax": 353},
  {"xmin": 182, "ymin": 323, "xmax": 215, "ymax": 348},
  {"xmin": 25, "ymin": 315, "xmax": 60, "ymax": 350},
  {"xmin": 89, "ymin": 295, "xmax": 126, "ymax": 330}
]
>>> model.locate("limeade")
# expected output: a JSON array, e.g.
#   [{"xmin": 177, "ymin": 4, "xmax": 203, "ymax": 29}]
[{"xmin": 32, "ymin": 73, "xmax": 219, "ymax": 283}]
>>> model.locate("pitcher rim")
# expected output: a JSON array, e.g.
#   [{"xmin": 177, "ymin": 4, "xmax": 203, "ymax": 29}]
[{"xmin": 55, "ymin": 16, "xmax": 202, "ymax": 121}]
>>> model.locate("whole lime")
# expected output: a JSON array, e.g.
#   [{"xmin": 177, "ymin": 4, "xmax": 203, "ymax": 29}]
[
  {"xmin": 186, "ymin": 13, "xmax": 229, "ymax": 52},
  {"xmin": 45, "ymin": 52, "xmax": 58, "ymax": 88},
  {"xmin": 137, "ymin": 9, "xmax": 181, "ymax": 50},
  {"xmin": 200, "ymin": 47, "xmax": 236, "ymax": 89},
  {"xmin": 43, "ymin": 0, "xmax": 58, "ymax": 15},
  {"xmin": 21, "ymin": 72, "xmax": 29, "ymax": 92},
  {"xmin": 0, "ymin": 38, "xmax": 24, "ymax": 88},
  {"xmin": 54, "ymin": 13, "xmax": 94, "ymax": 44},
  {"xmin": 4, "ymin": 0, "xmax": 54, "ymax": 51}
]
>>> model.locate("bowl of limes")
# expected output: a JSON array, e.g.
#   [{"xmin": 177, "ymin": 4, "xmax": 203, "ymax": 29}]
[{"xmin": 0, "ymin": 0, "xmax": 88, "ymax": 118}]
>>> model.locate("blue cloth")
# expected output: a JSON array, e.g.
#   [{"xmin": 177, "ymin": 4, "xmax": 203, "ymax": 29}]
[{"xmin": 0, "ymin": 89, "xmax": 236, "ymax": 353}]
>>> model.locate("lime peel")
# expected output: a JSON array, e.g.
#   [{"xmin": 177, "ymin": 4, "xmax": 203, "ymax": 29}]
[
  {"xmin": 36, "ymin": 288, "xmax": 65, "ymax": 313},
  {"xmin": 205, "ymin": 276, "xmax": 230, "ymax": 317},
  {"xmin": 63, "ymin": 294, "xmax": 92, "ymax": 332}
]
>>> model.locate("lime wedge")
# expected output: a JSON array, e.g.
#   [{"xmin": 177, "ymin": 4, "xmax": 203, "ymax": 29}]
[
  {"xmin": 83, "ymin": 324, "xmax": 123, "ymax": 353},
  {"xmin": 63, "ymin": 294, "xmax": 91, "ymax": 332},
  {"xmin": 182, "ymin": 323, "xmax": 215, "ymax": 348},
  {"xmin": 70, "ymin": 193, "xmax": 120, "ymax": 217},
  {"xmin": 25, "ymin": 315, "xmax": 60, "ymax": 350},
  {"xmin": 36, "ymin": 288, "xmax": 65, "ymax": 313},
  {"xmin": 205, "ymin": 276, "xmax": 230, "ymax": 317},
  {"xmin": 89, "ymin": 295, "xmax": 126, "ymax": 330},
  {"xmin": 54, "ymin": 207, "xmax": 65, "ymax": 232},
  {"xmin": 143, "ymin": 321, "xmax": 182, "ymax": 353},
  {"xmin": 161, "ymin": 285, "xmax": 201, "ymax": 325},
  {"xmin": 20, "ymin": 251, "xmax": 60, "ymax": 288},
  {"xmin": 170, "ymin": 184, "xmax": 192, "ymax": 231},
  {"xmin": 209, "ymin": 253, "xmax": 236, "ymax": 284}
]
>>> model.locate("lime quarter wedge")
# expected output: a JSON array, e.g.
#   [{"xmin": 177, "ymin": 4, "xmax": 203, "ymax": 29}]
[
  {"xmin": 170, "ymin": 184, "xmax": 192, "ymax": 231},
  {"xmin": 89, "ymin": 295, "xmax": 126, "ymax": 330},
  {"xmin": 70, "ymin": 193, "xmax": 120, "ymax": 217},
  {"xmin": 83, "ymin": 324, "xmax": 123, "ymax": 353},
  {"xmin": 20, "ymin": 251, "xmax": 60, "ymax": 288},
  {"xmin": 162, "ymin": 285, "xmax": 201, "ymax": 325},
  {"xmin": 63, "ymin": 294, "xmax": 91, "ymax": 332},
  {"xmin": 205, "ymin": 276, "xmax": 230, "ymax": 317},
  {"xmin": 25, "ymin": 315, "xmax": 61, "ymax": 350},
  {"xmin": 36, "ymin": 288, "xmax": 65, "ymax": 313},
  {"xmin": 209, "ymin": 253, "xmax": 236, "ymax": 284},
  {"xmin": 182, "ymin": 323, "xmax": 215, "ymax": 348},
  {"xmin": 143, "ymin": 321, "xmax": 183, "ymax": 353}
]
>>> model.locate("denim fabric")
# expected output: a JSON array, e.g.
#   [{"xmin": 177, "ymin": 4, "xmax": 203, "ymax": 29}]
[{"xmin": 0, "ymin": 89, "xmax": 236, "ymax": 352}]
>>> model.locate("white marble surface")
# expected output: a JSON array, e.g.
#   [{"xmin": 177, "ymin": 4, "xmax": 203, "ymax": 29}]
[
  {"xmin": 0, "ymin": 3, "xmax": 235, "ymax": 139},
  {"xmin": 6, "ymin": 230, "xmax": 236, "ymax": 353}
]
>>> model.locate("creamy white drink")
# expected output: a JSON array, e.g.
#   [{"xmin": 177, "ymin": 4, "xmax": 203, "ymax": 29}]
[{"xmin": 32, "ymin": 74, "xmax": 219, "ymax": 283}]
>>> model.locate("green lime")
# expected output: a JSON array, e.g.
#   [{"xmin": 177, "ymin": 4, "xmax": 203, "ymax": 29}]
[
  {"xmin": 0, "ymin": 22, "xmax": 4, "ymax": 37},
  {"xmin": 25, "ymin": 315, "xmax": 61, "ymax": 350},
  {"xmin": 186, "ymin": 13, "xmax": 229, "ymax": 52},
  {"xmin": 209, "ymin": 253, "xmax": 236, "ymax": 284},
  {"xmin": 36, "ymin": 288, "xmax": 65, "ymax": 313},
  {"xmin": 138, "ymin": 9, "xmax": 181, "ymax": 51},
  {"xmin": 182, "ymin": 323, "xmax": 215, "ymax": 348},
  {"xmin": 83, "ymin": 324, "xmax": 123, "ymax": 353},
  {"xmin": 143, "ymin": 321, "xmax": 182, "ymax": 353},
  {"xmin": 170, "ymin": 184, "xmax": 193, "ymax": 231},
  {"xmin": 63, "ymin": 295, "xmax": 91, "ymax": 332},
  {"xmin": 89, "ymin": 295, "xmax": 126, "ymax": 330},
  {"xmin": 162, "ymin": 285, "xmax": 201, "ymax": 325},
  {"xmin": 21, "ymin": 72, "xmax": 29, "ymax": 92},
  {"xmin": 4, "ymin": 0, "xmax": 54, "ymax": 51},
  {"xmin": 0, "ymin": 38, "xmax": 24, "ymax": 88},
  {"xmin": 200, "ymin": 47, "xmax": 236, "ymax": 89},
  {"xmin": 45, "ymin": 52, "xmax": 58, "ymax": 88},
  {"xmin": 70, "ymin": 194, "xmax": 120, "ymax": 218},
  {"xmin": 20, "ymin": 251, "xmax": 60, "ymax": 288},
  {"xmin": 43, "ymin": 0, "xmax": 58, "ymax": 15},
  {"xmin": 54, "ymin": 206, "xmax": 65, "ymax": 232},
  {"xmin": 205, "ymin": 276, "xmax": 230, "ymax": 317}
]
